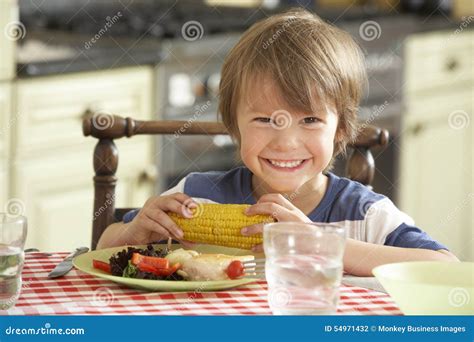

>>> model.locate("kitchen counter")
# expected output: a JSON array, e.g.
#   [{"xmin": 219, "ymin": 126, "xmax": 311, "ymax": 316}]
[
  {"xmin": 17, "ymin": 47, "xmax": 164, "ymax": 77},
  {"xmin": 16, "ymin": 31, "xmax": 165, "ymax": 77}
]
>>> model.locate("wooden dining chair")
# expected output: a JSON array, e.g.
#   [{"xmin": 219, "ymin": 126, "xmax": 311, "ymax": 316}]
[{"xmin": 83, "ymin": 115, "xmax": 389, "ymax": 250}]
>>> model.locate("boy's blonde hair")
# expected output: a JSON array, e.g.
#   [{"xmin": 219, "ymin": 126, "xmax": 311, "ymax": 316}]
[{"xmin": 218, "ymin": 9, "xmax": 367, "ymax": 167}]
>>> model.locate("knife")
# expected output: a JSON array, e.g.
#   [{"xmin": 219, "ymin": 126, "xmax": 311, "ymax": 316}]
[{"xmin": 47, "ymin": 247, "xmax": 89, "ymax": 279}]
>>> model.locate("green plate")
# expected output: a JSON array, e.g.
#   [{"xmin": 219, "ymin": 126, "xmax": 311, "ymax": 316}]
[
  {"xmin": 73, "ymin": 244, "xmax": 263, "ymax": 292},
  {"xmin": 373, "ymin": 261, "xmax": 474, "ymax": 315}
]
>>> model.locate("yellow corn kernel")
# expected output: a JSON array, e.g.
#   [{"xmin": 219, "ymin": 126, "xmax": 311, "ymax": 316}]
[{"xmin": 168, "ymin": 204, "xmax": 274, "ymax": 250}]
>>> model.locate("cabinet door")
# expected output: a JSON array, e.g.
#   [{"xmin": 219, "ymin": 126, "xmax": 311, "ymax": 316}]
[
  {"xmin": 0, "ymin": 83, "xmax": 11, "ymax": 161},
  {"xmin": 15, "ymin": 144, "xmax": 153, "ymax": 251},
  {"xmin": 405, "ymin": 30, "xmax": 473, "ymax": 96},
  {"xmin": 15, "ymin": 66, "xmax": 153, "ymax": 156},
  {"xmin": 0, "ymin": 0, "xmax": 17, "ymax": 81},
  {"xmin": 0, "ymin": 83, "xmax": 11, "ymax": 206},
  {"xmin": 12, "ymin": 67, "xmax": 156, "ymax": 250},
  {"xmin": 399, "ymin": 92, "xmax": 472, "ymax": 261}
]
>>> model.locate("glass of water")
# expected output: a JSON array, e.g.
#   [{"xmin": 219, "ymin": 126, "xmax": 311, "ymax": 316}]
[
  {"xmin": 0, "ymin": 213, "xmax": 27, "ymax": 310},
  {"xmin": 263, "ymin": 222, "xmax": 346, "ymax": 315}
]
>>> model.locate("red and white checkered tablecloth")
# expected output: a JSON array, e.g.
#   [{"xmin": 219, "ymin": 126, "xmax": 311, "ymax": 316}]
[{"xmin": 1, "ymin": 252, "xmax": 402, "ymax": 316}]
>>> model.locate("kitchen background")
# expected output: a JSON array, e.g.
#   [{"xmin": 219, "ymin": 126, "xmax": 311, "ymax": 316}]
[{"xmin": 0, "ymin": 0, "xmax": 472, "ymax": 260}]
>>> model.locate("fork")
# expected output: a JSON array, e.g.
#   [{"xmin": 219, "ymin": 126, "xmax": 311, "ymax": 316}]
[{"xmin": 241, "ymin": 258, "xmax": 266, "ymax": 279}]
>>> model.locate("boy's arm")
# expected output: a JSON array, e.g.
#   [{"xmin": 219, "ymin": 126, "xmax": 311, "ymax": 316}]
[
  {"xmin": 97, "ymin": 179, "xmax": 191, "ymax": 250},
  {"xmin": 96, "ymin": 222, "xmax": 135, "ymax": 249},
  {"xmin": 343, "ymin": 238, "xmax": 459, "ymax": 277}
]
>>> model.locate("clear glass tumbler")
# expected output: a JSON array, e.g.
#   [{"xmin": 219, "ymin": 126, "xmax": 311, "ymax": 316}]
[
  {"xmin": 0, "ymin": 214, "xmax": 27, "ymax": 310},
  {"xmin": 263, "ymin": 222, "xmax": 346, "ymax": 315}
]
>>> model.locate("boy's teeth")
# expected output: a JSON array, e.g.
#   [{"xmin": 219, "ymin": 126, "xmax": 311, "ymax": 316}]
[{"xmin": 268, "ymin": 159, "xmax": 304, "ymax": 168}]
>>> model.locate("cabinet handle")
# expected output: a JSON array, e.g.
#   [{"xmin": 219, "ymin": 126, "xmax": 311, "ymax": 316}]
[
  {"xmin": 411, "ymin": 123, "xmax": 425, "ymax": 136},
  {"xmin": 138, "ymin": 165, "xmax": 158, "ymax": 184},
  {"xmin": 445, "ymin": 58, "xmax": 459, "ymax": 72}
]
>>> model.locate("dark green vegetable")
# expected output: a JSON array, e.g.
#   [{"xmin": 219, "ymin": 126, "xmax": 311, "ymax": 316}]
[
  {"xmin": 122, "ymin": 261, "xmax": 137, "ymax": 278},
  {"xmin": 109, "ymin": 244, "xmax": 184, "ymax": 281}
]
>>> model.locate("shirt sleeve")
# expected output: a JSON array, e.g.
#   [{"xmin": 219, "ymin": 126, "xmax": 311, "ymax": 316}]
[
  {"xmin": 122, "ymin": 209, "xmax": 140, "ymax": 224},
  {"xmin": 384, "ymin": 223, "xmax": 448, "ymax": 251},
  {"xmin": 362, "ymin": 197, "xmax": 448, "ymax": 251}
]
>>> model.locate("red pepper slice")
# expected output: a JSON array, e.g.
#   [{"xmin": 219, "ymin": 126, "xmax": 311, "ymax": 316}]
[
  {"xmin": 136, "ymin": 262, "xmax": 160, "ymax": 275},
  {"xmin": 158, "ymin": 263, "xmax": 182, "ymax": 277},
  {"xmin": 131, "ymin": 253, "xmax": 169, "ymax": 269},
  {"xmin": 93, "ymin": 259, "xmax": 111, "ymax": 274},
  {"xmin": 136, "ymin": 262, "xmax": 181, "ymax": 277}
]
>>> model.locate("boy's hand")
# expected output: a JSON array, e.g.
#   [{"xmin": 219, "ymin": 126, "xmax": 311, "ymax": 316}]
[
  {"xmin": 126, "ymin": 192, "xmax": 197, "ymax": 247},
  {"xmin": 241, "ymin": 193, "xmax": 311, "ymax": 252}
]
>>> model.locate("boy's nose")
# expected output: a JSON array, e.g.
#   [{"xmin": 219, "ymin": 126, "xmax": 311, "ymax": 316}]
[{"xmin": 270, "ymin": 129, "xmax": 299, "ymax": 151}]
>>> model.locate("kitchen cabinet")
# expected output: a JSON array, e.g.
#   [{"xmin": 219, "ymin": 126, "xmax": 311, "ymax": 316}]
[
  {"xmin": 0, "ymin": 0, "xmax": 17, "ymax": 81},
  {"xmin": 11, "ymin": 67, "xmax": 156, "ymax": 250},
  {"xmin": 14, "ymin": 67, "xmax": 153, "ymax": 156},
  {"xmin": 12, "ymin": 145, "xmax": 153, "ymax": 251},
  {"xmin": 400, "ymin": 30, "xmax": 473, "ymax": 261}
]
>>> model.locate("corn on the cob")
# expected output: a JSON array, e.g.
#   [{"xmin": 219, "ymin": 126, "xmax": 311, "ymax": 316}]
[{"xmin": 168, "ymin": 204, "xmax": 274, "ymax": 250}]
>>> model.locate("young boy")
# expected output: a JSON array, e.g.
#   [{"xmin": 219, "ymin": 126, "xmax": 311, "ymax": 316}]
[{"xmin": 97, "ymin": 9, "xmax": 458, "ymax": 276}]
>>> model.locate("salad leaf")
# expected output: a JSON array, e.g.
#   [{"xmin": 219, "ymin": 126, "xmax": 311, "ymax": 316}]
[
  {"xmin": 109, "ymin": 244, "xmax": 168, "ymax": 276},
  {"xmin": 122, "ymin": 261, "xmax": 138, "ymax": 278},
  {"xmin": 110, "ymin": 244, "xmax": 184, "ymax": 281}
]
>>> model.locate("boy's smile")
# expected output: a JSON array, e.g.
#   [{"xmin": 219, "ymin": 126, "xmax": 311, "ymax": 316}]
[
  {"xmin": 260, "ymin": 157, "xmax": 310, "ymax": 172},
  {"xmin": 236, "ymin": 75, "xmax": 340, "ymax": 196}
]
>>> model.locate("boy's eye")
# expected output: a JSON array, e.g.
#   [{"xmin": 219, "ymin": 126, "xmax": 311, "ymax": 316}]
[
  {"xmin": 255, "ymin": 117, "xmax": 272, "ymax": 123},
  {"xmin": 302, "ymin": 117, "xmax": 321, "ymax": 124}
]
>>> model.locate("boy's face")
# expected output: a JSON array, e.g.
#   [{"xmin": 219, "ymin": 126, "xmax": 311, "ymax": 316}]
[{"xmin": 236, "ymin": 77, "xmax": 339, "ymax": 193}]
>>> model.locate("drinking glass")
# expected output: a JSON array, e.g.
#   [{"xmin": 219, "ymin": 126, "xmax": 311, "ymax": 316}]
[
  {"xmin": 0, "ymin": 214, "xmax": 27, "ymax": 310},
  {"xmin": 263, "ymin": 222, "xmax": 346, "ymax": 315}
]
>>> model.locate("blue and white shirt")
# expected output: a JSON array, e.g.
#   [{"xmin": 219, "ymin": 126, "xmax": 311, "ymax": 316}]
[{"xmin": 123, "ymin": 167, "xmax": 447, "ymax": 250}]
